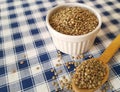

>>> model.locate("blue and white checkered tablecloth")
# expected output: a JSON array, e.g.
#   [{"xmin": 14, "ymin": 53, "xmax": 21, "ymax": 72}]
[{"xmin": 0, "ymin": 0, "xmax": 120, "ymax": 92}]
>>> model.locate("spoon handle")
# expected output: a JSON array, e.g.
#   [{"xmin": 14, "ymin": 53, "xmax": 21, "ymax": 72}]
[{"xmin": 99, "ymin": 34, "xmax": 120, "ymax": 63}]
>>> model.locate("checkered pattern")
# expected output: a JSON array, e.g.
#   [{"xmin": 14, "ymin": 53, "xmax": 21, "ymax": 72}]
[{"xmin": 0, "ymin": 0, "xmax": 120, "ymax": 92}]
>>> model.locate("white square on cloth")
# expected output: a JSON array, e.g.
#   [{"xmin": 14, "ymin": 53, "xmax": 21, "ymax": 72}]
[
  {"xmin": 45, "ymin": 44, "xmax": 56, "ymax": 52},
  {"xmin": 31, "ymin": 64, "xmax": 42, "ymax": 75},
  {"xmin": 59, "ymin": 74, "xmax": 70, "ymax": 82},
  {"xmin": 23, "ymin": 36, "xmax": 33, "ymax": 44},
  {"xmin": 2, "ymin": 29, "xmax": 11, "ymax": 37},
  {"xmin": 36, "ymin": 83, "xmax": 49, "ymax": 92},
  {"xmin": 13, "ymin": 0, "xmax": 21, "ymax": 6},
  {"xmin": 19, "ymin": 25, "xmax": 30, "ymax": 33},
  {"xmin": 8, "ymin": 71, "xmax": 19, "ymax": 83},
  {"xmin": 4, "ymin": 41, "xmax": 14, "ymax": 49},
  {"xmin": 114, "ymin": 53, "xmax": 120, "ymax": 63},
  {"xmin": 51, "ymin": 58, "xmax": 63, "ymax": 67},
  {"xmin": 26, "ymin": 49, "xmax": 37, "ymax": 58},
  {"xmin": 5, "ymin": 55, "xmax": 16, "ymax": 65},
  {"xmin": 110, "ymin": 78, "xmax": 120, "ymax": 90}
]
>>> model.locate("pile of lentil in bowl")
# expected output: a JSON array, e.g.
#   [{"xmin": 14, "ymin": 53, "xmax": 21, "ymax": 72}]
[
  {"xmin": 49, "ymin": 7, "xmax": 98, "ymax": 35},
  {"xmin": 73, "ymin": 59, "xmax": 106, "ymax": 89}
]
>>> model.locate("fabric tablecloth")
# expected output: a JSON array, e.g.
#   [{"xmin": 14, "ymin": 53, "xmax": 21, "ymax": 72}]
[{"xmin": 0, "ymin": 0, "xmax": 120, "ymax": 92}]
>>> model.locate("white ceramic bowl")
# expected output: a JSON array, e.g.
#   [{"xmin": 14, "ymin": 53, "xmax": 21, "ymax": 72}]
[{"xmin": 46, "ymin": 3, "xmax": 102, "ymax": 56}]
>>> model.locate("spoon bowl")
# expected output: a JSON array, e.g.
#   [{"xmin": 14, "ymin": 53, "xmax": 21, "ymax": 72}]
[
  {"xmin": 72, "ymin": 58, "xmax": 109, "ymax": 92},
  {"xmin": 72, "ymin": 34, "xmax": 120, "ymax": 92}
]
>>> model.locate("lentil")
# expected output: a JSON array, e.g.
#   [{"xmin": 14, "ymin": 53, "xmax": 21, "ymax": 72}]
[
  {"xmin": 55, "ymin": 88, "xmax": 58, "ymax": 92},
  {"xmin": 23, "ymin": 55, "xmax": 26, "ymax": 58},
  {"xmin": 36, "ymin": 67, "xmax": 39, "ymax": 70},
  {"xmin": 58, "ymin": 59, "xmax": 60, "ymax": 62},
  {"xmin": 60, "ymin": 80, "xmax": 63, "ymax": 84},
  {"xmin": 52, "ymin": 76, "xmax": 56, "ymax": 80},
  {"xmin": 67, "ymin": 66, "xmax": 70, "ymax": 69},
  {"xmin": 72, "ymin": 56, "xmax": 75, "ymax": 59},
  {"xmin": 65, "ymin": 62, "xmax": 69, "ymax": 66},
  {"xmin": 57, "ymin": 70, "xmax": 63, "ymax": 74},
  {"xmin": 51, "ymin": 68, "xmax": 54, "ymax": 72},
  {"xmin": 54, "ymin": 72, "xmax": 58, "ymax": 76},
  {"xmin": 52, "ymin": 82, "xmax": 56, "ymax": 86},
  {"xmin": 62, "ymin": 76, "xmax": 66, "ymax": 79},
  {"xmin": 12, "ymin": 70, "xmax": 16, "ymax": 73},
  {"xmin": 56, "ymin": 63, "xmax": 62, "ymax": 67},
  {"xmin": 20, "ymin": 61, "xmax": 24, "ymax": 64},
  {"xmin": 88, "ymin": 54, "xmax": 93, "ymax": 58}
]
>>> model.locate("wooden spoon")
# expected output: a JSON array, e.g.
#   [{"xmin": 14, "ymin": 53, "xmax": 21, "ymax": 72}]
[{"xmin": 72, "ymin": 34, "xmax": 120, "ymax": 92}]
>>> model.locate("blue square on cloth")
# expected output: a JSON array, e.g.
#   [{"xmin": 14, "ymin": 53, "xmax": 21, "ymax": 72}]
[
  {"xmin": 0, "ymin": 26, "xmax": 2, "ymax": 31},
  {"xmin": 67, "ymin": 64, "xmax": 75, "ymax": 72},
  {"xmin": 85, "ymin": 54, "xmax": 94, "ymax": 60},
  {"xmin": 45, "ymin": 69, "xmax": 55, "ymax": 80},
  {"xmin": 42, "ymin": 15, "xmax": 46, "ymax": 21},
  {"xmin": 101, "ymin": 23, "xmax": 106, "ymax": 29},
  {"xmin": 111, "ymin": 19, "xmax": 119, "ymax": 24},
  {"xmin": 10, "ymin": 22, "xmax": 19, "ymax": 28},
  {"xmin": 90, "ymin": 0, "xmax": 95, "ymax": 1},
  {"xmin": 106, "ymin": 1, "xmax": 113, "ymax": 5},
  {"xmin": 102, "ymin": 11, "xmax": 110, "ymax": 16},
  {"xmin": 0, "ymin": 37, "xmax": 3, "ymax": 44},
  {"xmin": 0, "ymin": 85, "xmax": 8, "ymax": 92},
  {"xmin": 0, "ymin": 50, "xmax": 4, "ymax": 58},
  {"xmin": 8, "ymin": 6, "xmax": 14, "ymax": 10},
  {"xmin": 22, "ymin": 3, "xmax": 29, "ymax": 8},
  {"xmin": 15, "ymin": 45, "xmax": 25, "ymax": 53},
  {"xmin": 27, "ymin": 18, "xmax": 35, "ymax": 24},
  {"xmin": 39, "ymin": 53, "xmax": 49, "ymax": 63},
  {"xmin": 24, "ymin": 10, "xmax": 32, "ymax": 16},
  {"xmin": 31, "ymin": 28, "xmax": 39, "ymax": 35},
  {"xmin": 7, "ymin": 0, "xmax": 13, "ymax": 3},
  {"xmin": 77, "ymin": 1, "xmax": 84, "ymax": 3},
  {"xmin": 9, "ymin": 13, "xmax": 17, "ymax": 19},
  {"xmin": 35, "ymin": 40, "xmax": 44, "ymax": 47},
  {"xmin": 95, "ymin": 4, "xmax": 102, "ymax": 8},
  {"xmin": 114, "ymin": 8, "xmax": 120, "ymax": 13},
  {"xmin": 36, "ymin": 1, "xmax": 42, "ymax": 4},
  {"xmin": 39, "ymin": 8, "xmax": 46, "ymax": 12},
  {"xmin": 49, "ymin": 0, "xmax": 55, "ymax": 2},
  {"xmin": 107, "ymin": 33, "xmax": 115, "ymax": 39},
  {"xmin": 13, "ymin": 32, "xmax": 21, "ymax": 40},
  {"xmin": 94, "ymin": 37, "xmax": 101, "ymax": 44},
  {"xmin": 118, "ymin": 0, "xmax": 120, "ymax": 2},
  {"xmin": 113, "ymin": 65, "xmax": 120, "ymax": 75},
  {"xmin": 0, "ymin": 66, "xmax": 5, "ymax": 76},
  {"xmin": 18, "ymin": 60, "xmax": 29, "ymax": 70},
  {"xmin": 22, "ymin": 77, "xmax": 33, "ymax": 90}
]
